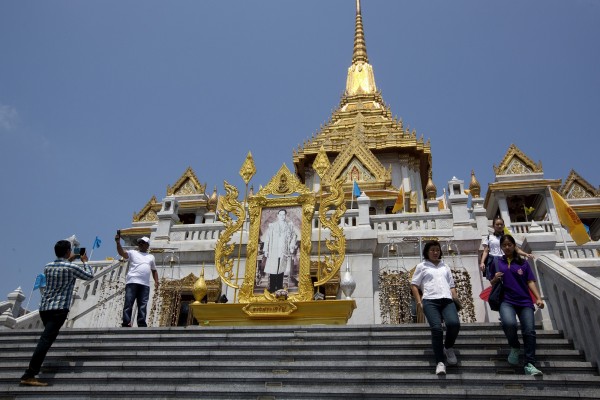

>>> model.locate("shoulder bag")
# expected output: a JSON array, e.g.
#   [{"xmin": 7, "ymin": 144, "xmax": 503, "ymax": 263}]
[{"xmin": 488, "ymin": 257, "xmax": 503, "ymax": 311}]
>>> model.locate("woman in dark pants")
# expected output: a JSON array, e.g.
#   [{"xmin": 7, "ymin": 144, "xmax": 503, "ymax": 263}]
[
  {"xmin": 411, "ymin": 240, "xmax": 461, "ymax": 375},
  {"xmin": 489, "ymin": 234, "xmax": 545, "ymax": 375}
]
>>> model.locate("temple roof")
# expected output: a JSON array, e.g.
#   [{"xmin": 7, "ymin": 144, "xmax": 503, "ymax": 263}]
[
  {"xmin": 293, "ymin": 0, "xmax": 431, "ymax": 189},
  {"xmin": 493, "ymin": 143, "xmax": 543, "ymax": 176},
  {"xmin": 561, "ymin": 169, "xmax": 599, "ymax": 199},
  {"xmin": 167, "ymin": 167, "xmax": 206, "ymax": 196}
]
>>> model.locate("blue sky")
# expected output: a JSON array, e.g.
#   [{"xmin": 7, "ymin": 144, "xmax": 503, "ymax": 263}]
[{"xmin": 1, "ymin": 0, "xmax": 599, "ymax": 303}]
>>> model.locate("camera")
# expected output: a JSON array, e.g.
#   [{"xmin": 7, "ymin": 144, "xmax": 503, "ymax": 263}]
[{"xmin": 73, "ymin": 247, "xmax": 86, "ymax": 258}]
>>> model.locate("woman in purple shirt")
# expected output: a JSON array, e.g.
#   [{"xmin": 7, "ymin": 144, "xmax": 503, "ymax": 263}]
[{"xmin": 489, "ymin": 234, "xmax": 545, "ymax": 376}]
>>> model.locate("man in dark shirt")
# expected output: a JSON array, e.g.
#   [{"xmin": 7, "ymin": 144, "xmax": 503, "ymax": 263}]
[{"xmin": 20, "ymin": 240, "xmax": 94, "ymax": 386}]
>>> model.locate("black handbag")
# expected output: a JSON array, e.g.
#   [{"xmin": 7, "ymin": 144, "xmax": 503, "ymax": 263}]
[
  {"xmin": 488, "ymin": 280, "xmax": 503, "ymax": 311},
  {"xmin": 488, "ymin": 256, "xmax": 503, "ymax": 311}
]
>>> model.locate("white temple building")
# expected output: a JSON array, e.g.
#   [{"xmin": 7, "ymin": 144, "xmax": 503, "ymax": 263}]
[{"xmin": 2, "ymin": 1, "xmax": 599, "ymax": 371}]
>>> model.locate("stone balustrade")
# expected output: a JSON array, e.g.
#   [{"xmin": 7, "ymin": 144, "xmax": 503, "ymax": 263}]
[{"xmin": 536, "ymin": 253, "xmax": 600, "ymax": 374}]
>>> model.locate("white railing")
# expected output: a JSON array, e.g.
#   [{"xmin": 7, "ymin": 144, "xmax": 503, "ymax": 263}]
[
  {"xmin": 310, "ymin": 209, "xmax": 360, "ymax": 229},
  {"xmin": 170, "ymin": 223, "xmax": 225, "ymax": 241},
  {"xmin": 558, "ymin": 246, "xmax": 600, "ymax": 260},
  {"xmin": 536, "ymin": 254, "xmax": 600, "ymax": 374},
  {"xmin": 370, "ymin": 212, "xmax": 454, "ymax": 232},
  {"xmin": 510, "ymin": 221, "xmax": 555, "ymax": 234},
  {"xmin": 13, "ymin": 310, "xmax": 42, "ymax": 330}
]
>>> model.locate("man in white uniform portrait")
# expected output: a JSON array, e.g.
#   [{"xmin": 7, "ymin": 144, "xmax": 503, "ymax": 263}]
[{"xmin": 263, "ymin": 209, "xmax": 298, "ymax": 292}]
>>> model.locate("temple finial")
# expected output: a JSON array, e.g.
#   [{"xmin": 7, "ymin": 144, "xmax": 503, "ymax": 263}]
[{"xmin": 352, "ymin": 0, "xmax": 369, "ymax": 64}]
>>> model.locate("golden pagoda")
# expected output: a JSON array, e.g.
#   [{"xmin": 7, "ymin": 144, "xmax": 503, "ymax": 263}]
[{"xmin": 293, "ymin": 0, "xmax": 432, "ymax": 211}]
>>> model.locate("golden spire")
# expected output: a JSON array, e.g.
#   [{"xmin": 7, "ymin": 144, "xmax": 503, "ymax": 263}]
[
  {"xmin": 425, "ymin": 171, "xmax": 437, "ymax": 200},
  {"xmin": 345, "ymin": 0, "xmax": 377, "ymax": 96},
  {"xmin": 352, "ymin": 0, "xmax": 369, "ymax": 64},
  {"xmin": 469, "ymin": 170, "xmax": 481, "ymax": 198}
]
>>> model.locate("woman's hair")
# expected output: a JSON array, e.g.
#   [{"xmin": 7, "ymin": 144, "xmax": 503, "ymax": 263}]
[
  {"xmin": 499, "ymin": 234, "xmax": 524, "ymax": 265},
  {"xmin": 422, "ymin": 240, "xmax": 443, "ymax": 261},
  {"xmin": 493, "ymin": 216, "xmax": 504, "ymax": 225}
]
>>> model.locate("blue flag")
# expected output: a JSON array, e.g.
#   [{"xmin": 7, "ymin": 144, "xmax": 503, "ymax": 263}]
[
  {"xmin": 33, "ymin": 273, "xmax": 46, "ymax": 290},
  {"xmin": 92, "ymin": 236, "xmax": 102, "ymax": 250},
  {"xmin": 353, "ymin": 181, "xmax": 361, "ymax": 197}
]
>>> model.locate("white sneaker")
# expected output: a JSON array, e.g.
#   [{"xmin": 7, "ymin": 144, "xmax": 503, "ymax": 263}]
[
  {"xmin": 435, "ymin": 362, "xmax": 446, "ymax": 375},
  {"xmin": 444, "ymin": 347, "xmax": 458, "ymax": 365}
]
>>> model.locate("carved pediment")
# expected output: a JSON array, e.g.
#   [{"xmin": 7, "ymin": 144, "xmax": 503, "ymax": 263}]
[
  {"xmin": 167, "ymin": 167, "xmax": 206, "ymax": 196},
  {"xmin": 323, "ymin": 136, "xmax": 390, "ymax": 188},
  {"xmin": 561, "ymin": 169, "xmax": 599, "ymax": 198},
  {"xmin": 493, "ymin": 144, "xmax": 543, "ymax": 175},
  {"xmin": 256, "ymin": 164, "xmax": 311, "ymax": 197},
  {"xmin": 133, "ymin": 196, "xmax": 160, "ymax": 222}
]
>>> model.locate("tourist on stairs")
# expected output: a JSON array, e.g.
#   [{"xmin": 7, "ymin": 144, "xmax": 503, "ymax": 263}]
[
  {"xmin": 115, "ymin": 233, "xmax": 159, "ymax": 327},
  {"xmin": 489, "ymin": 234, "xmax": 545, "ymax": 376},
  {"xmin": 411, "ymin": 240, "xmax": 461, "ymax": 375},
  {"xmin": 20, "ymin": 240, "xmax": 94, "ymax": 386}
]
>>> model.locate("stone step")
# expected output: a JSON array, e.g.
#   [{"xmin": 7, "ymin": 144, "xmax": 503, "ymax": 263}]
[
  {"xmin": 1, "ymin": 324, "xmax": 597, "ymax": 399},
  {"xmin": 0, "ymin": 348, "xmax": 586, "ymax": 364},
  {"xmin": 1, "ymin": 359, "xmax": 596, "ymax": 376},
  {"xmin": 3, "ymin": 381, "xmax": 600, "ymax": 400}
]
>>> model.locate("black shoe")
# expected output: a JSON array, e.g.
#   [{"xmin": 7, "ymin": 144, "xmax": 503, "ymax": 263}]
[{"xmin": 20, "ymin": 377, "xmax": 48, "ymax": 386}]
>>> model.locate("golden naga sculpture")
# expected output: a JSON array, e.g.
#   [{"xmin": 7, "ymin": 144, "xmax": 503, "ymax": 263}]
[
  {"xmin": 214, "ymin": 163, "xmax": 347, "ymax": 304},
  {"xmin": 214, "ymin": 181, "xmax": 245, "ymax": 289},
  {"xmin": 314, "ymin": 177, "xmax": 347, "ymax": 286}
]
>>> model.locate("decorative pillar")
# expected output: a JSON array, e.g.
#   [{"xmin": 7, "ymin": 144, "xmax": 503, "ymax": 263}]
[
  {"xmin": 447, "ymin": 177, "xmax": 470, "ymax": 226},
  {"xmin": 357, "ymin": 192, "xmax": 370, "ymax": 225},
  {"xmin": 7, "ymin": 287, "xmax": 25, "ymax": 317},
  {"xmin": 155, "ymin": 196, "xmax": 179, "ymax": 241}
]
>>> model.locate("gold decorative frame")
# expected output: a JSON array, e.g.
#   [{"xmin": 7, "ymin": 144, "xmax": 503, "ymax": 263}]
[
  {"xmin": 239, "ymin": 165, "xmax": 315, "ymax": 303},
  {"xmin": 215, "ymin": 163, "xmax": 347, "ymax": 307}
]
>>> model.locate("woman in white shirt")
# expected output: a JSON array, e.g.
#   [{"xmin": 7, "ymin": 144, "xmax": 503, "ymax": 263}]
[
  {"xmin": 411, "ymin": 240, "xmax": 461, "ymax": 375},
  {"xmin": 480, "ymin": 217, "xmax": 532, "ymax": 280}
]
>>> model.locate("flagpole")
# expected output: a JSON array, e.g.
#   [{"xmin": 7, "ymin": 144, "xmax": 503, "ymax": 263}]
[
  {"xmin": 24, "ymin": 282, "xmax": 35, "ymax": 312},
  {"xmin": 548, "ymin": 186, "xmax": 570, "ymax": 258}
]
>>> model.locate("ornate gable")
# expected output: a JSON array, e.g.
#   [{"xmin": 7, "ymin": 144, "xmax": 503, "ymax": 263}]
[
  {"xmin": 493, "ymin": 144, "xmax": 543, "ymax": 175},
  {"xmin": 561, "ymin": 169, "xmax": 599, "ymax": 198},
  {"xmin": 167, "ymin": 167, "xmax": 206, "ymax": 196},
  {"xmin": 257, "ymin": 164, "xmax": 311, "ymax": 197},
  {"xmin": 323, "ymin": 136, "xmax": 390, "ymax": 190},
  {"xmin": 133, "ymin": 196, "xmax": 160, "ymax": 222}
]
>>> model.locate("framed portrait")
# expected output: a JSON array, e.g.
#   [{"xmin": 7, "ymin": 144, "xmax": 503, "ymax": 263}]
[
  {"xmin": 253, "ymin": 206, "xmax": 302, "ymax": 294},
  {"xmin": 237, "ymin": 167, "xmax": 316, "ymax": 303}
]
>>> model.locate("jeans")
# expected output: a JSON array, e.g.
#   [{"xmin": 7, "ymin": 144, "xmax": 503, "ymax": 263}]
[
  {"xmin": 422, "ymin": 298, "xmax": 461, "ymax": 364},
  {"xmin": 499, "ymin": 301, "xmax": 537, "ymax": 365},
  {"xmin": 122, "ymin": 283, "xmax": 150, "ymax": 327},
  {"xmin": 22, "ymin": 309, "xmax": 69, "ymax": 379}
]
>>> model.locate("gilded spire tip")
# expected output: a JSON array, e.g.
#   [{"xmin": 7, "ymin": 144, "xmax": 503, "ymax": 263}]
[{"xmin": 352, "ymin": 0, "xmax": 368, "ymax": 64}]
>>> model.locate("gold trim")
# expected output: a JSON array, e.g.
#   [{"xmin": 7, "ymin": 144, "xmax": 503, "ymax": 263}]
[
  {"xmin": 314, "ymin": 177, "xmax": 347, "ymax": 286},
  {"xmin": 239, "ymin": 152, "xmax": 257, "ymax": 184},
  {"xmin": 323, "ymin": 136, "xmax": 390, "ymax": 188},
  {"xmin": 167, "ymin": 167, "xmax": 206, "ymax": 196},
  {"xmin": 240, "ymin": 165, "xmax": 315, "ymax": 303},
  {"xmin": 132, "ymin": 196, "xmax": 160, "ymax": 222},
  {"xmin": 561, "ymin": 169, "xmax": 599, "ymax": 198},
  {"xmin": 494, "ymin": 144, "xmax": 543, "ymax": 175},
  {"xmin": 191, "ymin": 300, "xmax": 356, "ymax": 326},
  {"xmin": 313, "ymin": 146, "xmax": 331, "ymax": 179},
  {"xmin": 214, "ymin": 181, "xmax": 246, "ymax": 290}
]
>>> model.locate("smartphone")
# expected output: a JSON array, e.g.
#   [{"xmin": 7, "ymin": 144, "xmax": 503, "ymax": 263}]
[
  {"xmin": 117, "ymin": 230, "xmax": 121, "ymax": 238},
  {"xmin": 79, "ymin": 247, "xmax": 86, "ymax": 256},
  {"xmin": 73, "ymin": 247, "xmax": 81, "ymax": 258}
]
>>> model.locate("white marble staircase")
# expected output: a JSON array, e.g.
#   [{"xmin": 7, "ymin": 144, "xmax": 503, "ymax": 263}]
[{"xmin": 0, "ymin": 323, "xmax": 598, "ymax": 399}]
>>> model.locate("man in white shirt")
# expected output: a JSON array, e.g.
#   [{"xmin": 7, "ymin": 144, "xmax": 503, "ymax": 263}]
[{"xmin": 115, "ymin": 234, "xmax": 159, "ymax": 327}]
